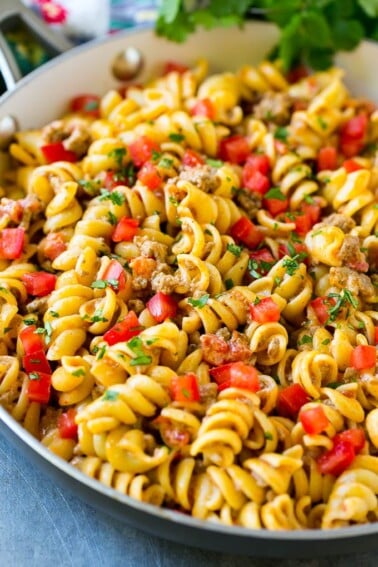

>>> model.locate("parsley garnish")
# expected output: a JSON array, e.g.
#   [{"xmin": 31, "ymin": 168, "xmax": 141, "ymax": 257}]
[
  {"xmin": 264, "ymin": 187, "xmax": 286, "ymax": 201},
  {"xmin": 35, "ymin": 323, "xmax": 53, "ymax": 344},
  {"xmin": 72, "ymin": 368, "xmax": 85, "ymax": 377},
  {"xmin": 91, "ymin": 279, "xmax": 119, "ymax": 290},
  {"xmin": 99, "ymin": 189, "xmax": 125, "ymax": 206},
  {"xmin": 78, "ymin": 179, "xmax": 101, "ymax": 195},
  {"xmin": 49, "ymin": 310, "xmax": 59, "ymax": 318},
  {"xmin": 298, "ymin": 335, "xmax": 312, "ymax": 345},
  {"xmin": 29, "ymin": 372, "xmax": 40, "ymax": 380},
  {"xmin": 282, "ymin": 255, "xmax": 300, "ymax": 276},
  {"xmin": 158, "ymin": 157, "xmax": 174, "ymax": 169},
  {"xmin": 264, "ymin": 431, "xmax": 273, "ymax": 440},
  {"xmin": 274, "ymin": 127, "xmax": 288, "ymax": 142},
  {"xmin": 227, "ymin": 243, "xmax": 242, "ymax": 257},
  {"xmin": 108, "ymin": 147, "xmax": 127, "ymax": 168},
  {"xmin": 169, "ymin": 133, "xmax": 184, "ymax": 142},
  {"xmin": 303, "ymin": 194, "xmax": 315, "ymax": 204},
  {"xmin": 322, "ymin": 338, "xmax": 331, "ymax": 345},
  {"xmin": 107, "ymin": 211, "xmax": 118, "ymax": 225},
  {"xmin": 89, "ymin": 309, "xmax": 108, "ymax": 323},
  {"xmin": 169, "ymin": 196, "xmax": 179, "ymax": 206},
  {"xmin": 93, "ymin": 344, "xmax": 107, "ymax": 359},
  {"xmin": 103, "ymin": 390, "xmax": 119, "ymax": 401},
  {"xmin": 188, "ymin": 294, "xmax": 210, "ymax": 308},
  {"xmin": 206, "ymin": 158, "xmax": 223, "ymax": 167},
  {"xmin": 127, "ymin": 336, "xmax": 152, "ymax": 367},
  {"xmin": 327, "ymin": 382, "xmax": 343, "ymax": 389},
  {"xmin": 23, "ymin": 318, "xmax": 36, "ymax": 326},
  {"xmin": 317, "ymin": 116, "xmax": 328, "ymax": 130},
  {"xmin": 248, "ymin": 259, "xmax": 261, "ymax": 279},
  {"xmin": 327, "ymin": 290, "xmax": 358, "ymax": 322}
]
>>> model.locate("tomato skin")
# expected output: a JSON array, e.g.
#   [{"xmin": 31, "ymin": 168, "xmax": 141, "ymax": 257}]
[
  {"xmin": 340, "ymin": 114, "xmax": 368, "ymax": 157},
  {"xmin": 210, "ymin": 361, "xmax": 260, "ymax": 392},
  {"xmin": 218, "ymin": 135, "xmax": 250, "ymax": 164},
  {"xmin": 42, "ymin": 232, "xmax": 66, "ymax": 261},
  {"xmin": 182, "ymin": 149, "xmax": 205, "ymax": 167},
  {"xmin": 249, "ymin": 297, "xmax": 280, "ymax": 323},
  {"xmin": 102, "ymin": 259, "xmax": 127, "ymax": 291},
  {"xmin": 244, "ymin": 154, "xmax": 270, "ymax": 175},
  {"xmin": 26, "ymin": 372, "xmax": 51, "ymax": 404},
  {"xmin": 22, "ymin": 272, "xmax": 57, "ymax": 297},
  {"xmin": 0, "ymin": 227, "xmax": 25, "ymax": 260},
  {"xmin": 70, "ymin": 94, "xmax": 100, "ymax": 117},
  {"xmin": 350, "ymin": 345, "xmax": 376, "ymax": 370},
  {"xmin": 112, "ymin": 217, "xmax": 139, "ymax": 243},
  {"xmin": 309, "ymin": 297, "xmax": 335, "ymax": 325},
  {"xmin": 20, "ymin": 325, "xmax": 46, "ymax": 355},
  {"xmin": 317, "ymin": 439, "xmax": 355, "ymax": 476},
  {"xmin": 300, "ymin": 201, "xmax": 321, "ymax": 224},
  {"xmin": 317, "ymin": 147, "xmax": 338, "ymax": 171},
  {"xmin": 41, "ymin": 142, "xmax": 78, "ymax": 163},
  {"xmin": 147, "ymin": 292, "xmax": 177, "ymax": 323},
  {"xmin": 278, "ymin": 242, "xmax": 307, "ymax": 260},
  {"xmin": 263, "ymin": 196, "xmax": 289, "ymax": 216},
  {"xmin": 277, "ymin": 384, "xmax": 310, "ymax": 418},
  {"xmin": 243, "ymin": 170, "xmax": 270, "ymax": 195},
  {"xmin": 300, "ymin": 406, "xmax": 329, "ymax": 434},
  {"xmin": 334, "ymin": 428, "xmax": 365, "ymax": 453},
  {"xmin": 230, "ymin": 217, "xmax": 264, "ymax": 250},
  {"xmin": 129, "ymin": 136, "xmax": 160, "ymax": 167},
  {"xmin": 249, "ymin": 248, "xmax": 275, "ymax": 276},
  {"xmin": 58, "ymin": 409, "xmax": 78, "ymax": 439},
  {"xmin": 163, "ymin": 61, "xmax": 189, "ymax": 75},
  {"xmin": 343, "ymin": 159, "xmax": 363, "ymax": 173},
  {"xmin": 191, "ymin": 98, "xmax": 216, "ymax": 120},
  {"xmin": 103, "ymin": 311, "xmax": 142, "ymax": 346},
  {"xmin": 171, "ymin": 373, "xmax": 200, "ymax": 402},
  {"xmin": 375, "ymin": 327, "xmax": 378, "ymax": 345},
  {"xmin": 293, "ymin": 212, "xmax": 314, "ymax": 236},
  {"xmin": 23, "ymin": 350, "xmax": 51, "ymax": 375},
  {"xmin": 103, "ymin": 170, "xmax": 131, "ymax": 190},
  {"xmin": 137, "ymin": 161, "xmax": 162, "ymax": 190}
]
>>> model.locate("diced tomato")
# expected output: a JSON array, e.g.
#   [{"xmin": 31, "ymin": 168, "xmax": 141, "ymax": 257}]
[
  {"xmin": 340, "ymin": 114, "xmax": 368, "ymax": 157},
  {"xmin": 300, "ymin": 405, "xmax": 329, "ymax": 434},
  {"xmin": 26, "ymin": 372, "xmax": 51, "ymax": 404},
  {"xmin": 70, "ymin": 94, "xmax": 100, "ymax": 117},
  {"xmin": 277, "ymin": 383, "xmax": 310, "ymax": 418},
  {"xmin": 163, "ymin": 61, "xmax": 189, "ymax": 75},
  {"xmin": 153, "ymin": 416, "xmax": 190, "ymax": 449},
  {"xmin": 22, "ymin": 272, "xmax": 57, "ymax": 297},
  {"xmin": 102, "ymin": 259, "xmax": 127, "ymax": 291},
  {"xmin": 190, "ymin": 98, "xmax": 216, "ymax": 120},
  {"xmin": 278, "ymin": 241, "xmax": 307, "ymax": 260},
  {"xmin": 249, "ymin": 248, "xmax": 275, "ymax": 276},
  {"xmin": 286, "ymin": 65, "xmax": 309, "ymax": 83},
  {"xmin": 317, "ymin": 147, "xmax": 338, "ymax": 171},
  {"xmin": 317, "ymin": 439, "xmax": 355, "ymax": 476},
  {"xmin": 147, "ymin": 292, "xmax": 177, "ymax": 323},
  {"xmin": 104, "ymin": 170, "xmax": 132, "ymax": 190},
  {"xmin": 242, "ymin": 169, "xmax": 270, "ymax": 195},
  {"xmin": 244, "ymin": 154, "xmax": 270, "ymax": 175},
  {"xmin": 0, "ymin": 227, "xmax": 25, "ymax": 260},
  {"xmin": 263, "ymin": 196, "xmax": 289, "ymax": 216},
  {"xmin": 129, "ymin": 136, "xmax": 160, "ymax": 167},
  {"xmin": 300, "ymin": 201, "xmax": 321, "ymax": 224},
  {"xmin": 112, "ymin": 217, "xmax": 139, "ymax": 243},
  {"xmin": 20, "ymin": 325, "xmax": 46, "ymax": 355},
  {"xmin": 293, "ymin": 212, "xmax": 314, "ymax": 236},
  {"xmin": 230, "ymin": 217, "xmax": 264, "ymax": 250},
  {"xmin": 309, "ymin": 296, "xmax": 336, "ymax": 325},
  {"xmin": 103, "ymin": 311, "xmax": 142, "ymax": 346},
  {"xmin": 41, "ymin": 142, "xmax": 78, "ymax": 163},
  {"xmin": 350, "ymin": 345, "xmax": 376, "ymax": 370},
  {"xmin": 182, "ymin": 149, "xmax": 205, "ymax": 167},
  {"xmin": 23, "ymin": 350, "xmax": 51, "ymax": 375},
  {"xmin": 137, "ymin": 161, "xmax": 162, "ymax": 190},
  {"xmin": 171, "ymin": 373, "xmax": 200, "ymax": 402},
  {"xmin": 343, "ymin": 159, "xmax": 363, "ymax": 173},
  {"xmin": 210, "ymin": 361, "xmax": 260, "ymax": 392},
  {"xmin": 218, "ymin": 135, "xmax": 250, "ymax": 165},
  {"xmin": 57, "ymin": 408, "xmax": 78, "ymax": 439},
  {"xmin": 375, "ymin": 327, "xmax": 378, "ymax": 345},
  {"xmin": 334, "ymin": 428, "xmax": 366, "ymax": 453},
  {"xmin": 41, "ymin": 232, "xmax": 66, "ymax": 261},
  {"xmin": 249, "ymin": 297, "xmax": 280, "ymax": 323}
]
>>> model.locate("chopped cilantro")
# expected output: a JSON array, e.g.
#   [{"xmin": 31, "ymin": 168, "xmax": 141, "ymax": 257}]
[
  {"xmin": 107, "ymin": 211, "xmax": 118, "ymax": 226},
  {"xmin": 169, "ymin": 196, "xmax": 179, "ymax": 206},
  {"xmin": 264, "ymin": 187, "xmax": 286, "ymax": 201},
  {"xmin": 322, "ymin": 338, "xmax": 331, "ymax": 345},
  {"xmin": 158, "ymin": 157, "xmax": 174, "ymax": 169},
  {"xmin": 99, "ymin": 189, "xmax": 125, "ymax": 206},
  {"xmin": 49, "ymin": 310, "xmax": 59, "ymax": 318},
  {"xmin": 274, "ymin": 127, "xmax": 288, "ymax": 142},
  {"xmin": 78, "ymin": 179, "xmax": 101, "ymax": 195},
  {"xmin": 303, "ymin": 194, "xmax": 315, "ymax": 204},
  {"xmin": 206, "ymin": 158, "xmax": 223, "ymax": 167},
  {"xmin": 298, "ymin": 335, "xmax": 312, "ymax": 345},
  {"xmin": 317, "ymin": 116, "xmax": 328, "ymax": 130},
  {"xmin": 169, "ymin": 133, "xmax": 184, "ymax": 142},
  {"xmin": 227, "ymin": 243, "xmax": 243, "ymax": 257},
  {"xmin": 108, "ymin": 147, "xmax": 127, "ymax": 168},
  {"xmin": 89, "ymin": 309, "xmax": 108, "ymax": 323},
  {"xmin": 29, "ymin": 372, "xmax": 40, "ymax": 380},
  {"xmin": 264, "ymin": 431, "xmax": 273, "ymax": 440},
  {"xmin": 188, "ymin": 294, "xmax": 210, "ymax": 308},
  {"xmin": 72, "ymin": 368, "xmax": 85, "ymax": 377},
  {"xmin": 103, "ymin": 390, "xmax": 119, "ymax": 401},
  {"xmin": 327, "ymin": 289, "xmax": 358, "ymax": 322},
  {"xmin": 23, "ymin": 318, "xmax": 36, "ymax": 326},
  {"xmin": 151, "ymin": 149, "xmax": 162, "ymax": 162},
  {"xmin": 327, "ymin": 382, "xmax": 343, "ymax": 389},
  {"xmin": 93, "ymin": 344, "xmax": 107, "ymax": 359}
]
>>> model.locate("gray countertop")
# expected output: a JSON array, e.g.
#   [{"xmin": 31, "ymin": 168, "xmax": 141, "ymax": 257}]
[{"xmin": 0, "ymin": 430, "xmax": 376, "ymax": 567}]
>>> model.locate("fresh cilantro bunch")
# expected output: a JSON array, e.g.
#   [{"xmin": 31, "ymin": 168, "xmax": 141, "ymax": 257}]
[{"xmin": 156, "ymin": 0, "xmax": 378, "ymax": 70}]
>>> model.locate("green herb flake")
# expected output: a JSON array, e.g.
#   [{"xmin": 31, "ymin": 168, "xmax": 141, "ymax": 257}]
[
  {"xmin": 264, "ymin": 431, "xmax": 273, "ymax": 440},
  {"xmin": 107, "ymin": 211, "xmax": 118, "ymax": 226},
  {"xmin": 158, "ymin": 157, "xmax": 174, "ymax": 169},
  {"xmin": 72, "ymin": 368, "xmax": 85, "ymax": 377},
  {"xmin": 49, "ymin": 310, "xmax": 59, "ymax": 318},
  {"xmin": 264, "ymin": 187, "xmax": 286, "ymax": 201},
  {"xmin": 317, "ymin": 116, "xmax": 328, "ymax": 130},
  {"xmin": 206, "ymin": 158, "xmax": 224, "ymax": 168},
  {"xmin": 93, "ymin": 344, "xmax": 107, "ymax": 359},
  {"xmin": 103, "ymin": 390, "xmax": 119, "ymax": 401},
  {"xmin": 226, "ymin": 243, "xmax": 243, "ymax": 257},
  {"xmin": 108, "ymin": 147, "xmax": 127, "ymax": 168},
  {"xmin": 322, "ymin": 338, "xmax": 331, "ymax": 345},
  {"xmin": 169, "ymin": 132, "xmax": 184, "ymax": 142},
  {"xmin": 327, "ymin": 289, "xmax": 358, "ymax": 322},
  {"xmin": 225, "ymin": 278, "xmax": 234, "ymax": 290},
  {"xmin": 327, "ymin": 382, "xmax": 343, "ymax": 390},
  {"xmin": 274, "ymin": 127, "xmax": 288, "ymax": 142},
  {"xmin": 29, "ymin": 372, "xmax": 40, "ymax": 380},
  {"xmin": 169, "ymin": 196, "xmax": 179, "ymax": 206},
  {"xmin": 90, "ymin": 309, "xmax": 108, "ymax": 323},
  {"xmin": 303, "ymin": 194, "xmax": 315, "ymax": 204},
  {"xmin": 188, "ymin": 294, "xmax": 210, "ymax": 308},
  {"xmin": 23, "ymin": 318, "xmax": 36, "ymax": 326},
  {"xmin": 151, "ymin": 149, "xmax": 162, "ymax": 162},
  {"xmin": 298, "ymin": 334, "xmax": 312, "ymax": 345},
  {"xmin": 130, "ymin": 355, "xmax": 153, "ymax": 366},
  {"xmin": 99, "ymin": 189, "xmax": 125, "ymax": 206}
]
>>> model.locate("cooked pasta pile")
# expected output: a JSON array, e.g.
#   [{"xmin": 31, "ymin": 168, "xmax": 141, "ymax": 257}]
[{"xmin": 0, "ymin": 58, "xmax": 377, "ymax": 531}]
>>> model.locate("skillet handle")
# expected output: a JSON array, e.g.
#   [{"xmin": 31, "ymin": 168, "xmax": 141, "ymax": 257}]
[{"xmin": 0, "ymin": 0, "xmax": 73, "ymax": 91}]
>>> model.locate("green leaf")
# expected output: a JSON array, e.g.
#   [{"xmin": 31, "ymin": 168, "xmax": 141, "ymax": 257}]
[
  {"xmin": 155, "ymin": 12, "xmax": 195, "ymax": 43},
  {"xmin": 358, "ymin": 0, "xmax": 378, "ymax": 17},
  {"xmin": 188, "ymin": 294, "xmax": 210, "ymax": 308},
  {"xmin": 208, "ymin": 0, "xmax": 252, "ymax": 18},
  {"xmin": 305, "ymin": 48, "xmax": 334, "ymax": 70},
  {"xmin": 159, "ymin": 0, "xmax": 181, "ymax": 23},
  {"xmin": 265, "ymin": 187, "xmax": 286, "ymax": 201},
  {"xmin": 261, "ymin": 0, "xmax": 303, "ymax": 28},
  {"xmin": 299, "ymin": 11, "xmax": 332, "ymax": 48},
  {"xmin": 332, "ymin": 19, "xmax": 364, "ymax": 51}
]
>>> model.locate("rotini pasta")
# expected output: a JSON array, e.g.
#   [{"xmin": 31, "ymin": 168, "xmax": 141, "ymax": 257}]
[{"xmin": 0, "ymin": 56, "xmax": 377, "ymax": 534}]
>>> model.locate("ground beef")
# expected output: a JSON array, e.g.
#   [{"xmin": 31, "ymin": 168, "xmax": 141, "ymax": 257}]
[
  {"xmin": 329, "ymin": 266, "xmax": 374, "ymax": 297},
  {"xmin": 338, "ymin": 235, "xmax": 369, "ymax": 272},
  {"xmin": 200, "ymin": 331, "xmax": 252, "ymax": 366},
  {"xmin": 316, "ymin": 213, "xmax": 356, "ymax": 233},
  {"xmin": 151, "ymin": 265, "xmax": 181, "ymax": 294},
  {"xmin": 178, "ymin": 165, "xmax": 220, "ymax": 193},
  {"xmin": 253, "ymin": 92, "xmax": 292, "ymax": 125},
  {"xmin": 236, "ymin": 189, "xmax": 261, "ymax": 219},
  {"xmin": 42, "ymin": 118, "xmax": 91, "ymax": 157},
  {"xmin": 136, "ymin": 236, "xmax": 168, "ymax": 262}
]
